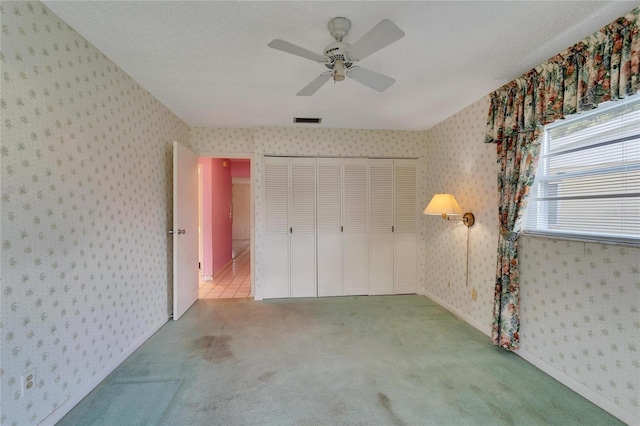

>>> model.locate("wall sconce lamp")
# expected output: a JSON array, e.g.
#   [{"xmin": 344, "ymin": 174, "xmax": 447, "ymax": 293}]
[
  {"xmin": 424, "ymin": 193, "xmax": 475, "ymax": 288},
  {"xmin": 423, "ymin": 193, "xmax": 475, "ymax": 227}
]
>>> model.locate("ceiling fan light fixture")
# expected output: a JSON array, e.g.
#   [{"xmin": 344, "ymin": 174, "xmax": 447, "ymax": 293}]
[{"xmin": 333, "ymin": 59, "xmax": 346, "ymax": 81}]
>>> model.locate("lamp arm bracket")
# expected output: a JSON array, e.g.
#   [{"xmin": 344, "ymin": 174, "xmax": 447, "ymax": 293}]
[{"xmin": 444, "ymin": 212, "xmax": 475, "ymax": 227}]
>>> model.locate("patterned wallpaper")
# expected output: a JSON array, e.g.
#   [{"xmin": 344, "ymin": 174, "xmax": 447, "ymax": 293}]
[
  {"xmin": 191, "ymin": 126, "xmax": 429, "ymax": 300},
  {"xmin": 425, "ymin": 97, "xmax": 639, "ymax": 422},
  {"xmin": 190, "ymin": 127, "xmax": 254, "ymax": 155},
  {"xmin": 520, "ymin": 236, "xmax": 639, "ymax": 419},
  {"xmin": 0, "ymin": 2, "xmax": 190, "ymax": 425},
  {"xmin": 423, "ymin": 97, "xmax": 498, "ymax": 330}
]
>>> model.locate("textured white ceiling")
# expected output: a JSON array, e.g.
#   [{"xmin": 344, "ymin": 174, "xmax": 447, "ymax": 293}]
[{"xmin": 43, "ymin": 1, "xmax": 636, "ymax": 131}]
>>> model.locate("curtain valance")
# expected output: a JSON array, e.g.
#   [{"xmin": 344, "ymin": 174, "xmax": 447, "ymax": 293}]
[{"xmin": 486, "ymin": 7, "xmax": 639, "ymax": 144}]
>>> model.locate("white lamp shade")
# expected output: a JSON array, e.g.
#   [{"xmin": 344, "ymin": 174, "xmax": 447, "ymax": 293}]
[{"xmin": 423, "ymin": 193, "xmax": 463, "ymax": 216}]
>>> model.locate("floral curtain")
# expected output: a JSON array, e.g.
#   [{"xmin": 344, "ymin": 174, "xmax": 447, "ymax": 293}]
[{"xmin": 486, "ymin": 7, "xmax": 639, "ymax": 351}]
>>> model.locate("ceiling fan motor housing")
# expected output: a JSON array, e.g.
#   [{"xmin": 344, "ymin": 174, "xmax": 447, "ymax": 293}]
[
  {"xmin": 325, "ymin": 17, "xmax": 353, "ymax": 69},
  {"xmin": 323, "ymin": 41, "xmax": 353, "ymax": 69}
]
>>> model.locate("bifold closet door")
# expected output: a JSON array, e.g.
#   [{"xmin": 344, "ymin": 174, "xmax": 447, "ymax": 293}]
[
  {"xmin": 393, "ymin": 159, "xmax": 417, "ymax": 294},
  {"xmin": 317, "ymin": 158, "xmax": 343, "ymax": 297},
  {"xmin": 263, "ymin": 157, "xmax": 290, "ymax": 299},
  {"xmin": 368, "ymin": 159, "xmax": 394, "ymax": 295},
  {"xmin": 290, "ymin": 158, "xmax": 317, "ymax": 298},
  {"xmin": 264, "ymin": 156, "xmax": 413, "ymax": 299},
  {"xmin": 343, "ymin": 158, "xmax": 369, "ymax": 295}
]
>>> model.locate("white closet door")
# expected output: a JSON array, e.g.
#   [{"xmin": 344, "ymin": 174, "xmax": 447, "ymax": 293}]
[
  {"xmin": 263, "ymin": 157, "xmax": 290, "ymax": 299},
  {"xmin": 393, "ymin": 159, "xmax": 417, "ymax": 294},
  {"xmin": 343, "ymin": 158, "xmax": 369, "ymax": 295},
  {"xmin": 368, "ymin": 159, "xmax": 394, "ymax": 295},
  {"xmin": 290, "ymin": 157, "xmax": 317, "ymax": 298},
  {"xmin": 317, "ymin": 158, "xmax": 343, "ymax": 297}
]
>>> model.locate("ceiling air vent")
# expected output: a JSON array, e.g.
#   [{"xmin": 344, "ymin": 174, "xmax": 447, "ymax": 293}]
[{"xmin": 293, "ymin": 117, "xmax": 322, "ymax": 124}]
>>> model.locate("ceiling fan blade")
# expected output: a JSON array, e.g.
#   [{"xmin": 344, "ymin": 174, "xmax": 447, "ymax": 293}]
[
  {"xmin": 297, "ymin": 73, "xmax": 332, "ymax": 96},
  {"xmin": 268, "ymin": 39, "xmax": 327, "ymax": 63},
  {"xmin": 348, "ymin": 67, "xmax": 396, "ymax": 92},
  {"xmin": 346, "ymin": 19, "xmax": 405, "ymax": 61}
]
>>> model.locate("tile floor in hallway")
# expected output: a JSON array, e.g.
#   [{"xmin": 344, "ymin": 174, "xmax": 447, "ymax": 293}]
[{"xmin": 199, "ymin": 247, "xmax": 251, "ymax": 299}]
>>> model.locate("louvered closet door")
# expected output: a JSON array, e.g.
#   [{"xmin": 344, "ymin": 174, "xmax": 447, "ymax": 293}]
[
  {"xmin": 263, "ymin": 157, "xmax": 290, "ymax": 299},
  {"xmin": 290, "ymin": 158, "xmax": 317, "ymax": 298},
  {"xmin": 343, "ymin": 158, "xmax": 369, "ymax": 296},
  {"xmin": 393, "ymin": 159, "xmax": 417, "ymax": 294},
  {"xmin": 317, "ymin": 158, "xmax": 343, "ymax": 297},
  {"xmin": 368, "ymin": 159, "xmax": 394, "ymax": 295}
]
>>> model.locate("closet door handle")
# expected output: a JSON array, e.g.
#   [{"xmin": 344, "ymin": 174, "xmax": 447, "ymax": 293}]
[
  {"xmin": 341, "ymin": 226, "xmax": 343, "ymax": 232},
  {"xmin": 392, "ymin": 225, "xmax": 394, "ymax": 232},
  {"xmin": 290, "ymin": 227, "xmax": 292, "ymax": 234}
]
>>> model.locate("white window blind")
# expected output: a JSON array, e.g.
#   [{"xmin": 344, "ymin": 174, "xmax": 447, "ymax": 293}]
[{"xmin": 524, "ymin": 94, "xmax": 640, "ymax": 244}]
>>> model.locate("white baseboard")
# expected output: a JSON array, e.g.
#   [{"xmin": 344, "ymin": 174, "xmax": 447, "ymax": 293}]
[
  {"xmin": 516, "ymin": 348, "xmax": 638, "ymax": 426},
  {"xmin": 422, "ymin": 290, "xmax": 491, "ymax": 336},
  {"xmin": 421, "ymin": 291, "xmax": 637, "ymax": 425},
  {"xmin": 39, "ymin": 318, "xmax": 167, "ymax": 426}
]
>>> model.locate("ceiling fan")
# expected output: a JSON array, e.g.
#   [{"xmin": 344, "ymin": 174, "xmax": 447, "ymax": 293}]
[{"xmin": 268, "ymin": 17, "xmax": 405, "ymax": 96}]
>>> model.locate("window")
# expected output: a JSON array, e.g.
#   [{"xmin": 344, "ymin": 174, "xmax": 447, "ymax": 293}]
[{"xmin": 524, "ymin": 94, "xmax": 640, "ymax": 245}]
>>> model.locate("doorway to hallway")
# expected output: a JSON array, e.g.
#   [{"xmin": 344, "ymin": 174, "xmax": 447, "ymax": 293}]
[{"xmin": 198, "ymin": 157, "xmax": 252, "ymax": 299}]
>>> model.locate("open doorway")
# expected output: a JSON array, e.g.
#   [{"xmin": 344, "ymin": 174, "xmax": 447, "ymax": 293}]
[{"xmin": 198, "ymin": 157, "xmax": 252, "ymax": 299}]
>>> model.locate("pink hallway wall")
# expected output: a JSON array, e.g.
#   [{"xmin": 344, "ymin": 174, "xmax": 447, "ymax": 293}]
[
  {"xmin": 199, "ymin": 158, "xmax": 214, "ymax": 277},
  {"xmin": 231, "ymin": 159, "xmax": 250, "ymax": 178},
  {"xmin": 199, "ymin": 158, "xmax": 233, "ymax": 277},
  {"xmin": 210, "ymin": 158, "xmax": 233, "ymax": 275}
]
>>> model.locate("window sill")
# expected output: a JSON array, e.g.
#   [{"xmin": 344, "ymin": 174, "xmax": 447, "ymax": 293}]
[{"xmin": 521, "ymin": 231, "xmax": 640, "ymax": 248}]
